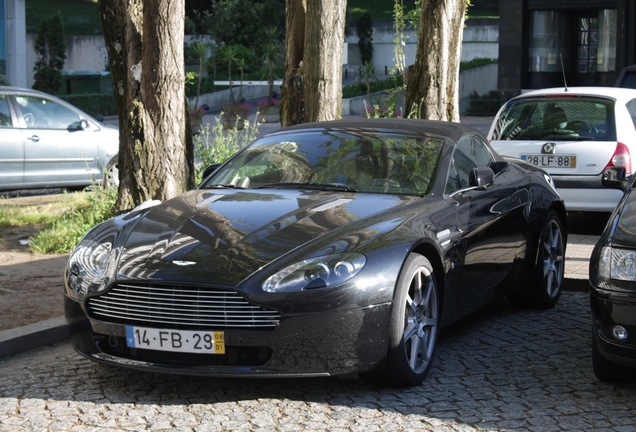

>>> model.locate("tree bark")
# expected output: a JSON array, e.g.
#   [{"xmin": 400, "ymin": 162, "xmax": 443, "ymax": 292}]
[
  {"xmin": 303, "ymin": 0, "xmax": 346, "ymax": 122},
  {"xmin": 405, "ymin": 0, "xmax": 467, "ymax": 122},
  {"xmin": 280, "ymin": 0, "xmax": 306, "ymax": 127},
  {"xmin": 99, "ymin": 0, "xmax": 194, "ymax": 213},
  {"xmin": 280, "ymin": 0, "xmax": 346, "ymax": 127}
]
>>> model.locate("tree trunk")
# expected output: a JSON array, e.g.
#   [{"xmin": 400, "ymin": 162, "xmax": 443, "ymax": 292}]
[
  {"xmin": 280, "ymin": 0, "xmax": 346, "ymax": 127},
  {"xmin": 303, "ymin": 0, "xmax": 347, "ymax": 122},
  {"xmin": 280, "ymin": 0, "xmax": 306, "ymax": 128},
  {"xmin": 404, "ymin": 0, "xmax": 467, "ymax": 122},
  {"xmin": 99, "ymin": 0, "xmax": 194, "ymax": 213}
]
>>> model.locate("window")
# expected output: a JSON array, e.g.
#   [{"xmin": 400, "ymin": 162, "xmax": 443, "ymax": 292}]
[
  {"xmin": 0, "ymin": 95, "xmax": 11, "ymax": 127},
  {"xmin": 597, "ymin": 9, "xmax": 617, "ymax": 73},
  {"xmin": 445, "ymin": 135, "xmax": 495, "ymax": 195},
  {"xmin": 528, "ymin": 9, "xmax": 616, "ymax": 75},
  {"xmin": 490, "ymin": 97, "xmax": 615, "ymax": 141},
  {"xmin": 528, "ymin": 11, "xmax": 570, "ymax": 73},
  {"xmin": 577, "ymin": 16, "xmax": 598, "ymax": 73},
  {"xmin": 626, "ymin": 99, "xmax": 636, "ymax": 131},
  {"xmin": 15, "ymin": 96, "xmax": 80, "ymax": 129}
]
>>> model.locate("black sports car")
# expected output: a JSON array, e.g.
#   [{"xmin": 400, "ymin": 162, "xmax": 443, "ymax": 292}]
[
  {"xmin": 65, "ymin": 118, "xmax": 567, "ymax": 386},
  {"xmin": 590, "ymin": 167, "xmax": 636, "ymax": 381}
]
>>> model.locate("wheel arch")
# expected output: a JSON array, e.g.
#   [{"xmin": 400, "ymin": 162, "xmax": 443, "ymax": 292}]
[
  {"xmin": 410, "ymin": 241, "xmax": 446, "ymax": 318},
  {"xmin": 550, "ymin": 201, "xmax": 568, "ymax": 241}
]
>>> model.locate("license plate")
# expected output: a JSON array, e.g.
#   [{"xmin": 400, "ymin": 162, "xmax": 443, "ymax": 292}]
[
  {"xmin": 521, "ymin": 155, "xmax": 576, "ymax": 168},
  {"xmin": 126, "ymin": 326, "xmax": 225, "ymax": 354}
]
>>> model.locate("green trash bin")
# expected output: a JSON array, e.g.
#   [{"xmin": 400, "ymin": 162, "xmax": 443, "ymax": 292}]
[{"xmin": 61, "ymin": 70, "xmax": 113, "ymax": 95}]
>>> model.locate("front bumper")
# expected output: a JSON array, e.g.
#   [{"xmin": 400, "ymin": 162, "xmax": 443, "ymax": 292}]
[
  {"xmin": 66, "ymin": 294, "xmax": 392, "ymax": 377},
  {"xmin": 590, "ymin": 287, "xmax": 636, "ymax": 369}
]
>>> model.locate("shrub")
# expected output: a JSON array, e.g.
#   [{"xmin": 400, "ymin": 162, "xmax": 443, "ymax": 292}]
[
  {"xmin": 60, "ymin": 93, "xmax": 117, "ymax": 118},
  {"xmin": 29, "ymin": 187, "xmax": 117, "ymax": 254},
  {"xmin": 32, "ymin": 13, "xmax": 67, "ymax": 94},
  {"xmin": 194, "ymin": 115, "xmax": 261, "ymax": 183},
  {"xmin": 357, "ymin": 11, "xmax": 374, "ymax": 65},
  {"xmin": 207, "ymin": 45, "xmax": 259, "ymax": 77}
]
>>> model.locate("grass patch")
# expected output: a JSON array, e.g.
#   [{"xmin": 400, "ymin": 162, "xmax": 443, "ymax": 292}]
[
  {"xmin": 0, "ymin": 192, "xmax": 86, "ymax": 228},
  {"xmin": 29, "ymin": 187, "xmax": 117, "ymax": 254},
  {"xmin": 0, "ymin": 188, "xmax": 117, "ymax": 254}
]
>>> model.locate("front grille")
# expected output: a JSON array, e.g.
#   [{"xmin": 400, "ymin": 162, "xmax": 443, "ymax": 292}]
[{"xmin": 87, "ymin": 283, "xmax": 281, "ymax": 330}]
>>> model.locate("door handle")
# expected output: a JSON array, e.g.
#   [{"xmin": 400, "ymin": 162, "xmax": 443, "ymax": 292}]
[{"xmin": 27, "ymin": 135, "xmax": 40, "ymax": 142}]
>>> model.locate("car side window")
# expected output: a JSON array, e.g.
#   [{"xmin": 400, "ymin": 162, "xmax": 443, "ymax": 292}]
[
  {"xmin": 445, "ymin": 135, "xmax": 495, "ymax": 195},
  {"xmin": 0, "ymin": 95, "xmax": 12, "ymax": 127},
  {"xmin": 16, "ymin": 96, "xmax": 80, "ymax": 130},
  {"xmin": 626, "ymin": 99, "xmax": 636, "ymax": 130}
]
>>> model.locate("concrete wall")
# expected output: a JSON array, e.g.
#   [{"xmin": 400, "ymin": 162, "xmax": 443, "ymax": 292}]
[
  {"xmin": 344, "ymin": 19, "xmax": 499, "ymax": 79},
  {"xmin": 25, "ymin": 35, "xmax": 108, "ymax": 88},
  {"xmin": 23, "ymin": 21, "xmax": 499, "ymax": 88}
]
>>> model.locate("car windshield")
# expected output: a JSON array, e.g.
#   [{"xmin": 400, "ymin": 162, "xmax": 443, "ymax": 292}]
[
  {"xmin": 491, "ymin": 97, "xmax": 616, "ymax": 141},
  {"xmin": 202, "ymin": 129, "xmax": 445, "ymax": 196}
]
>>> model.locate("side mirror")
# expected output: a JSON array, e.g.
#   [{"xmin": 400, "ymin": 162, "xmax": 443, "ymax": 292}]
[
  {"xmin": 602, "ymin": 166, "xmax": 631, "ymax": 192},
  {"xmin": 469, "ymin": 167, "xmax": 495, "ymax": 189},
  {"xmin": 69, "ymin": 119, "xmax": 89, "ymax": 131},
  {"xmin": 202, "ymin": 164, "xmax": 221, "ymax": 180}
]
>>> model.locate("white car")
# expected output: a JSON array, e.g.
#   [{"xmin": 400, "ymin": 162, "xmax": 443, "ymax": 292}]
[
  {"xmin": 0, "ymin": 86, "xmax": 119, "ymax": 191},
  {"xmin": 488, "ymin": 86, "xmax": 636, "ymax": 212}
]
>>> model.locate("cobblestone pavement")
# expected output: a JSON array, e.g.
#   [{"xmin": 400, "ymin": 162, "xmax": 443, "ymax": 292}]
[{"xmin": 2, "ymin": 291, "xmax": 635, "ymax": 431}]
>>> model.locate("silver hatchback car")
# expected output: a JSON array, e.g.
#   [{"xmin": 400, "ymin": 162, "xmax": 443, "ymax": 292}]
[
  {"xmin": 0, "ymin": 86, "xmax": 119, "ymax": 191},
  {"xmin": 488, "ymin": 87, "xmax": 636, "ymax": 213}
]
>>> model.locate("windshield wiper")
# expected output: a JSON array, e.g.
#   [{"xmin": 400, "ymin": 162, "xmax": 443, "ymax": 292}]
[
  {"xmin": 258, "ymin": 182, "xmax": 358, "ymax": 192},
  {"xmin": 202, "ymin": 184, "xmax": 246, "ymax": 189}
]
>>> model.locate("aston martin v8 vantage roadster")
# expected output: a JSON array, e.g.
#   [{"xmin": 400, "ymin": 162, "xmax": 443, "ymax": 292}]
[{"xmin": 65, "ymin": 118, "xmax": 567, "ymax": 386}]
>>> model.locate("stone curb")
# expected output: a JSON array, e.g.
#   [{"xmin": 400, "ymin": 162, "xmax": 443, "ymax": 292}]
[{"xmin": 0, "ymin": 317, "xmax": 69, "ymax": 360}]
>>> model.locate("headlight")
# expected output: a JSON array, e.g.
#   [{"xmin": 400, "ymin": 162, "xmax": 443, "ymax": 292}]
[
  {"xmin": 65, "ymin": 226, "xmax": 120, "ymax": 300},
  {"xmin": 263, "ymin": 253, "xmax": 366, "ymax": 293},
  {"xmin": 599, "ymin": 246, "xmax": 636, "ymax": 281}
]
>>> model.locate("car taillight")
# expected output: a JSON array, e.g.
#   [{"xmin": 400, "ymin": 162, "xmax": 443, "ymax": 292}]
[{"xmin": 604, "ymin": 142, "xmax": 632, "ymax": 174}]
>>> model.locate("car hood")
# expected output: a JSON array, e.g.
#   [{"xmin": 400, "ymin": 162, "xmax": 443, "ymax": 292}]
[{"xmin": 115, "ymin": 189, "xmax": 417, "ymax": 285}]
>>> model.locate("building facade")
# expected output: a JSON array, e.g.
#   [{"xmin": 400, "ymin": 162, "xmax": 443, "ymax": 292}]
[
  {"xmin": 498, "ymin": 0, "xmax": 635, "ymax": 95},
  {"xmin": 1, "ymin": 0, "xmax": 27, "ymax": 88}
]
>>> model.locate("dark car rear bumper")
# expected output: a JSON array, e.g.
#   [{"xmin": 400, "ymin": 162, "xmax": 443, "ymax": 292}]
[
  {"xmin": 590, "ymin": 288, "xmax": 636, "ymax": 368},
  {"xmin": 66, "ymin": 295, "xmax": 393, "ymax": 378}
]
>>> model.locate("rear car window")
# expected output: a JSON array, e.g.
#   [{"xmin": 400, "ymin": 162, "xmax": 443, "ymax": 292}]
[
  {"xmin": 627, "ymin": 99, "xmax": 636, "ymax": 130},
  {"xmin": 616, "ymin": 69, "xmax": 636, "ymax": 89},
  {"xmin": 491, "ymin": 97, "xmax": 616, "ymax": 141}
]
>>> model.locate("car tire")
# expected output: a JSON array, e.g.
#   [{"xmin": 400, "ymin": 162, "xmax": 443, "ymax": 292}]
[
  {"xmin": 383, "ymin": 253, "xmax": 439, "ymax": 387},
  {"xmin": 592, "ymin": 333, "xmax": 636, "ymax": 382},
  {"xmin": 509, "ymin": 210, "xmax": 564, "ymax": 309},
  {"xmin": 103, "ymin": 156, "xmax": 119, "ymax": 189}
]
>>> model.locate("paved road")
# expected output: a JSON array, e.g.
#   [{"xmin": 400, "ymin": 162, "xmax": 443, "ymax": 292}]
[{"xmin": 2, "ymin": 291, "xmax": 636, "ymax": 431}]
